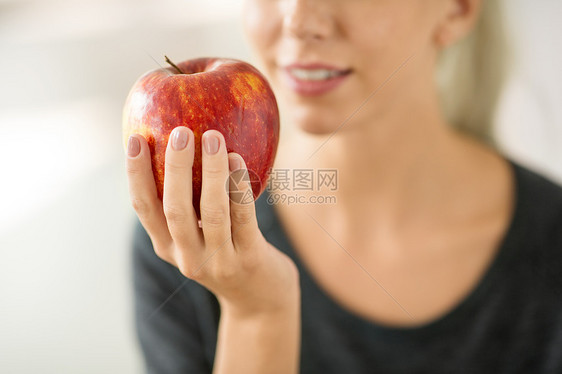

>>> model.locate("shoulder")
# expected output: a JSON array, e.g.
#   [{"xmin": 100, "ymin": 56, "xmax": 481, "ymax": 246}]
[
  {"xmin": 509, "ymin": 159, "xmax": 562, "ymax": 298},
  {"xmin": 511, "ymin": 160, "xmax": 562, "ymax": 242}
]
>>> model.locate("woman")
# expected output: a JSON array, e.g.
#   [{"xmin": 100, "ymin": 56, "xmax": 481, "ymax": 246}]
[{"xmin": 126, "ymin": 0, "xmax": 562, "ymax": 373}]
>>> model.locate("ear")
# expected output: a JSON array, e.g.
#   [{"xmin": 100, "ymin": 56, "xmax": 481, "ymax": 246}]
[{"xmin": 434, "ymin": 0, "xmax": 483, "ymax": 48}]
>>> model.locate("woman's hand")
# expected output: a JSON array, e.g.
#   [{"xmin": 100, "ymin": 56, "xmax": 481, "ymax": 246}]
[{"xmin": 126, "ymin": 127, "xmax": 299, "ymax": 317}]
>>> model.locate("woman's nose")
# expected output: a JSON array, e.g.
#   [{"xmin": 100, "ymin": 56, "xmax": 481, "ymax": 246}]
[{"xmin": 282, "ymin": 0, "xmax": 334, "ymax": 41}]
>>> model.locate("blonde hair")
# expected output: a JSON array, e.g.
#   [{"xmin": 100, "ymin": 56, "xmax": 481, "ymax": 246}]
[{"xmin": 436, "ymin": 0, "xmax": 511, "ymax": 149}]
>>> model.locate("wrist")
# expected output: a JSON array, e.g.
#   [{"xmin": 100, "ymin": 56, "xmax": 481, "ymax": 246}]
[
  {"xmin": 219, "ymin": 283, "xmax": 300, "ymax": 321},
  {"xmin": 217, "ymin": 275, "xmax": 301, "ymax": 319},
  {"xmin": 219, "ymin": 252, "xmax": 301, "ymax": 319},
  {"xmin": 221, "ymin": 303, "xmax": 300, "ymax": 323}
]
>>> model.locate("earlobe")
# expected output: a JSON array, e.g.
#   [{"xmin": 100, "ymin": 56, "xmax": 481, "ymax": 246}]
[
  {"xmin": 433, "ymin": 0, "xmax": 481, "ymax": 48},
  {"xmin": 432, "ymin": 0, "xmax": 460, "ymax": 49},
  {"xmin": 433, "ymin": 20, "xmax": 455, "ymax": 49},
  {"xmin": 435, "ymin": 28, "xmax": 452, "ymax": 48}
]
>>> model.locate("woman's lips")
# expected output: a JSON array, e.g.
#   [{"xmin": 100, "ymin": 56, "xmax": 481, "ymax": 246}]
[{"xmin": 281, "ymin": 63, "xmax": 352, "ymax": 97}]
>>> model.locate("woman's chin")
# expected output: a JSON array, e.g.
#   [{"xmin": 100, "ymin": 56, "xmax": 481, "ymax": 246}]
[
  {"xmin": 299, "ymin": 124, "xmax": 335, "ymax": 136},
  {"xmin": 288, "ymin": 110, "xmax": 342, "ymax": 136}
]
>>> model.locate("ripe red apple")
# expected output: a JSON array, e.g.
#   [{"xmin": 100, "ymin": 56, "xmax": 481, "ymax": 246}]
[{"xmin": 122, "ymin": 57, "xmax": 280, "ymax": 217}]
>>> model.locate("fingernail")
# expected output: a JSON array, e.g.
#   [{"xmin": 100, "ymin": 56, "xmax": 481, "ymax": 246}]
[
  {"xmin": 229, "ymin": 156, "xmax": 241, "ymax": 171},
  {"xmin": 128, "ymin": 136, "xmax": 140, "ymax": 157},
  {"xmin": 203, "ymin": 132, "xmax": 220, "ymax": 155},
  {"xmin": 172, "ymin": 128, "xmax": 188, "ymax": 150}
]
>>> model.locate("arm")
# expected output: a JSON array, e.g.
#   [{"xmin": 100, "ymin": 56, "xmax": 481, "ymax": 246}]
[
  {"xmin": 213, "ymin": 269, "xmax": 301, "ymax": 374},
  {"xmin": 213, "ymin": 298, "xmax": 301, "ymax": 374},
  {"xmin": 126, "ymin": 127, "xmax": 301, "ymax": 374}
]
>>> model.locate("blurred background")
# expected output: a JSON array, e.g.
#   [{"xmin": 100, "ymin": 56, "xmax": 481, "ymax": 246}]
[{"xmin": 0, "ymin": 0, "xmax": 560, "ymax": 373}]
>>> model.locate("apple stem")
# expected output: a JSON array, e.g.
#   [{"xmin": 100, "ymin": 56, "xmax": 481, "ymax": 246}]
[{"xmin": 164, "ymin": 55, "xmax": 184, "ymax": 74}]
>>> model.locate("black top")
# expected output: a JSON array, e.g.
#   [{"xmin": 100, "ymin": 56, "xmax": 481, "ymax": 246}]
[{"xmin": 132, "ymin": 159, "xmax": 562, "ymax": 373}]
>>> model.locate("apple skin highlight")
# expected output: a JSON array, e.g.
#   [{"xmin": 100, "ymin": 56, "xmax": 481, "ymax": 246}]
[{"xmin": 122, "ymin": 57, "xmax": 280, "ymax": 217}]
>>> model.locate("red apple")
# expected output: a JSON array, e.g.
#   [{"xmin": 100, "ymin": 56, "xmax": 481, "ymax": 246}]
[{"xmin": 122, "ymin": 57, "xmax": 280, "ymax": 217}]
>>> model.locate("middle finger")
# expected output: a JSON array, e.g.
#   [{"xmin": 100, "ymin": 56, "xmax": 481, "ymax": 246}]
[
  {"xmin": 200, "ymin": 129, "xmax": 232, "ymax": 248},
  {"xmin": 163, "ymin": 126, "xmax": 202, "ymax": 249}
]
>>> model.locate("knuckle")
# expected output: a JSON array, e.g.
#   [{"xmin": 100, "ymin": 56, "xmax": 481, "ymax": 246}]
[
  {"xmin": 165, "ymin": 159, "xmax": 190, "ymax": 175},
  {"xmin": 126, "ymin": 163, "xmax": 144, "ymax": 177},
  {"xmin": 131, "ymin": 197, "xmax": 153, "ymax": 216},
  {"xmin": 179, "ymin": 258, "xmax": 205, "ymax": 281},
  {"xmin": 163, "ymin": 203, "xmax": 189, "ymax": 223},
  {"xmin": 233, "ymin": 229, "xmax": 261, "ymax": 251},
  {"xmin": 203, "ymin": 165, "xmax": 225, "ymax": 179},
  {"xmin": 230, "ymin": 206, "xmax": 254, "ymax": 226},
  {"xmin": 153, "ymin": 244, "xmax": 173, "ymax": 264},
  {"xmin": 212, "ymin": 265, "xmax": 237, "ymax": 283},
  {"xmin": 200, "ymin": 205, "xmax": 229, "ymax": 227},
  {"xmin": 188, "ymin": 267, "xmax": 205, "ymax": 282},
  {"xmin": 153, "ymin": 244, "xmax": 166, "ymax": 259}
]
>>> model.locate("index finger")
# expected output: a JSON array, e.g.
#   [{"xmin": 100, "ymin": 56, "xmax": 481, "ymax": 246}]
[{"xmin": 126, "ymin": 134, "xmax": 173, "ymax": 252}]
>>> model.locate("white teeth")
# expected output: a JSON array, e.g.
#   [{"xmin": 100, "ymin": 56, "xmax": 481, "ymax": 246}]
[{"xmin": 289, "ymin": 68, "xmax": 343, "ymax": 81}]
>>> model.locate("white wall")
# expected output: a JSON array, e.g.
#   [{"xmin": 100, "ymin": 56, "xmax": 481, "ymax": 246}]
[
  {"xmin": 0, "ymin": 0, "xmax": 560, "ymax": 373},
  {"xmin": 0, "ymin": 1, "xmax": 247, "ymax": 373},
  {"xmin": 495, "ymin": 0, "xmax": 562, "ymax": 183}
]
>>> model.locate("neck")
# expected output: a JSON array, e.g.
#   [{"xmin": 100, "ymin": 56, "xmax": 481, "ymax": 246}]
[{"xmin": 274, "ymin": 93, "xmax": 474, "ymax": 228}]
